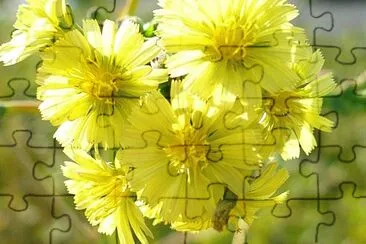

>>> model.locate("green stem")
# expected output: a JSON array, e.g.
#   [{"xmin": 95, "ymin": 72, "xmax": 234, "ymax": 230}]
[
  {"xmin": 0, "ymin": 100, "xmax": 40, "ymax": 108},
  {"xmin": 117, "ymin": 0, "xmax": 140, "ymax": 21}
]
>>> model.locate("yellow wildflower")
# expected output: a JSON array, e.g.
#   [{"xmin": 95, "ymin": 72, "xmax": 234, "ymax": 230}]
[
  {"xmin": 261, "ymin": 50, "xmax": 336, "ymax": 160},
  {"xmin": 155, "ymin": 0, "xmax": 310, "ymax": 99},
  {"xmin": 62, "ymin": 148, "xmax": 153, "ymax": 244},
  {"xmin": 37, "ymin": 19, "xmax": 167, "ymax": 150},
  {"xmin": 0, "ymin": 0, "xmax": 73, "ymax": 65},
  {"xmin": 117, "ymin": 81, "xmax": 265, "ymax": 226}
]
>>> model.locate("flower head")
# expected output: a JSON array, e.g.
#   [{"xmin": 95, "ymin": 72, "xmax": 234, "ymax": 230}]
[
  {"xmin": 0, "ymin": 0, "xmax": 73, "ymax": 65},
  {"xmin": 62, "ymin": 148, "xmax": 153, "ymax": 244},
  {"xmin": 37, "ymin": 19, "xmax": 167, "ymax": 150},
  {"xmin": 260, "ymin": 50, "xmax": 336, "ymax": 160},
  {"xmin": 117, "ymin": 81, "xmax": 266, "ymax": 227},
  {"xmin": 155, "ymin": 0, "xmax": 310, "ymax": 99}
]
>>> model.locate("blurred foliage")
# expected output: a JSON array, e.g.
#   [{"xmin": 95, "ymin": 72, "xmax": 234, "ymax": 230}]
[{"xmin": 0, "ymin": 0, "xmax": 365, "ymax": 243}]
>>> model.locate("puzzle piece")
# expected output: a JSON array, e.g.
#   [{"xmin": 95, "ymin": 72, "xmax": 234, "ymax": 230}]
[
  {"xmin": 316, "ymin": 183, "xmax": 366, "ymax": 243},
  {"xmin": 320, "ymin": 81, "xmax": 366, "ymax": 160},
  {"xmin": 281, "ymin": 156, "xmax": 319, "ymax": 199},
  {"xmin": 289, "ymin": 0, "xmax": 366, "ymax": 83},
  {"xmin": 289, "ymin": 0, "xmax": 333, "ymax": 46},
  {"xmin": 310, "ymin": 0, "xmax": 366, "ymax": 65},
  {"xmin": 0, "ymin": 63, "xmax": 38, "ymax": 100},
  {"xmin": 0, "ymin": 131, "xmax": 56, "ymax": 210},
  {"xmin": 0, "ymin": 196, "xmax": 69, "ymax": 243},
  {"xmin": 319, "ymin": 111, "xmax": 366, "ymax": 160},
  {"xmin": 32, "ymin": 142, "xmax": 69, "ymax": 196},
  {"xmin": 0, "ymin": 63, "xmax": 55, "ymax": 146},
  {"xmin": 300, "ymin": 146, "xmax": 366, "ymax": 198},
  {"xmin": 124, "ymin": 130, "xmax": 228, "ymax": 222},
  {"xmin": 0, "ymin": 101, "xmax": 55, "ymax": 149},
  {"xmin": 51, "ymin": 195, "xmax": 110, "ymax": 243},
  {"xmin": 246, "ymin": 198, "xmax": 334, "ymax": 243}
]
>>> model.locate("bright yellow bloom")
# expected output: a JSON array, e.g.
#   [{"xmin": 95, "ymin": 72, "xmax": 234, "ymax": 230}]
[
  {"xmin": 0, "ymin": 0, "xmax": 73, "ymax": 65},
  {"xmin": 37, "ymin": 19, "xmax": 167, "ymax": 150},
  {"xmin": 228, "ymin": 163, "xmax": 289, "ymax": 229},
  {"xmin": 117, "ymin": 81, "xmax": 265, "ymax": 226},
  {"xmin": 261, "ymin": 50, "xmax": 336, "ymax": 160},
  {"xmin": 62, "ymin": 149, "xmax": 153, "ymax": 244},
  {"xmin": 155, "ymin": 0, "xmax": 310, "ymax": 99}
]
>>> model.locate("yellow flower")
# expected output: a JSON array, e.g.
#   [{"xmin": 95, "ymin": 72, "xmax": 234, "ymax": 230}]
[
  {"xmin": 62, "ymin": 148, "xmax": 153, "ymax": 244},
  {"xmin": 261, "ymin": 50, "xmax": 336, "ymax": 160},
  {"xmin": 228, "ymin": 163, "xmax": 289, "ymax": 229},
  {"xmin": 117, "ymin": 81, "xmax": 265, "ymax": 227},
  {"xmin": 0, "ymin": 0, "xmax": 73, "ymax": 65},
  {"xmin": 155, "ymin": 0, "xmax": 310, "ymax": 99},
  {"xmin": 37, "ymin": 19, "xmax": 167, "ymax": 150}
]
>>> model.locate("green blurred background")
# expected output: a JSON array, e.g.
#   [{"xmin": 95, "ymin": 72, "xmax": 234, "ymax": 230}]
[{"xmin": 0, "ymin": 0, "xmax": 365, "ymax": 243}]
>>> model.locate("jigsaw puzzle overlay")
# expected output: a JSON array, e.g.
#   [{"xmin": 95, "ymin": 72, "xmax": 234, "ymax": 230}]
[{"xmin": 0, "ymin": 0, "xmax": 365, "ymax": 243}]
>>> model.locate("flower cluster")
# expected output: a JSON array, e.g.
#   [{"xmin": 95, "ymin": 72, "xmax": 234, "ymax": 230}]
[{"xmin": 0, "ymin": 0, "xmax": 336, "ymax": 243}]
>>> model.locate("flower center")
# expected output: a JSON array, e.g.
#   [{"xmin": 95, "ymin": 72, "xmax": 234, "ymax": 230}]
[
  {"xmin": 164, "ymin": 126, "xmax": 209, "ymax": 177},
  {"xmin": 208, "ymin": 24, "xmax": 247, "ymax": 62},
  {"xmin": 80, "ymin": 59, "xmax": 122, "ymax": 103},
  {"xmin": 266, "ymin": 92, "xmax": 294, "ymax": 117}
]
